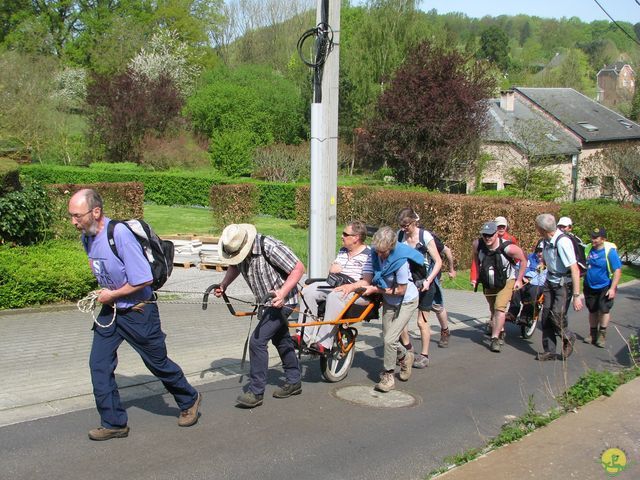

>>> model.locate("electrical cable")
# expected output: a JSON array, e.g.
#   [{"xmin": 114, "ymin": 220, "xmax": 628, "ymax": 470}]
[
  {"xmin": 592, "ymin": 0, "xmax": 640, "ymax": 47},
  {"xmin": 296, "ymin": 0, "xmax": 334, "ymax": 103}
]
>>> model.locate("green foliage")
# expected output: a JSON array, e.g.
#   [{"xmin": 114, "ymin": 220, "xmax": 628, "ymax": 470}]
[
  {"xmin": 256, "ymin": 182, "xmax": 298, "ymax": 220},
  {"xmin": 492, "ymin": 397, "xmax": 560, "ymax": 447},
  {"xmin": 506, "ymin": 166, "xmax": 566, "ymax": 201},
  {"xmin": 21, "ymin": 164, "xmax": 224, "ymax": 207},
  {"xmin": 0, "ymin": 181, "xmax": 54, "ymax": 245},
  {"xmin": 186, "ymin": 64, "xmax": 306, "ymax": 147},
  {"xmin": 0, "ymin": 158, "xmax": 20, "ymax": 195},
  {"xmin": 559, "ymin": 200, "xmax": 640, "ymax": 262},
  {"xmin": 210, "ymin": 129, "xmax": 256, "ymax": 177},
  {"xmin": 479, "ymin": 26, "xmax": 511, "ymax": 71},
  {"xmin": 558, "ymin": 370, "xmax": 621, "ymax": 410},
  {"xmin": 0, "ymin": 241, "xmax": 97, "ymax": 309}
]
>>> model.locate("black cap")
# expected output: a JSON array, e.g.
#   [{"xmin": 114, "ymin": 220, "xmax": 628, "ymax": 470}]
[{"xmin": 590, "ymin": 227, "xmax": 606, "ymax": 239}]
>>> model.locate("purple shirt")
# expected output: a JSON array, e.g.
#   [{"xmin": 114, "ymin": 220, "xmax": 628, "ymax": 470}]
[{"xmin": 83, "ymin": 217, "xmax": 153, "ymax": 308}]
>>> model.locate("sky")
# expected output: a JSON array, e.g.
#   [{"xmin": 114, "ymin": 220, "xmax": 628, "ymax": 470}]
[{"xmin": 420, "ymin": 0, "xmax": 640, "ymax": 24}]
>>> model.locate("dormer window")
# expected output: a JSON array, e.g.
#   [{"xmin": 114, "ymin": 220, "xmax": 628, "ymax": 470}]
[{"xmin": 578, "ymin": 122, "xmax": 599, "ymax": 132}]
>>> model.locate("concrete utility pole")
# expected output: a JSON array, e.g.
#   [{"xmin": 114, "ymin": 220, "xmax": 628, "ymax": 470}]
[{"xmin": 308, "ymin": 0, "xmax": 340, "ymax": 278}]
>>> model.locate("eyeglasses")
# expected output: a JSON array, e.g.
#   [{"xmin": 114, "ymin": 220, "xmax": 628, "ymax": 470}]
[
  {"xmin": 68, "ymin": 210, "xmax": 93, "ymax": 220},
  {"xmin": 342, "ymin": 231, "xmax": 357, "ymax": 237}
]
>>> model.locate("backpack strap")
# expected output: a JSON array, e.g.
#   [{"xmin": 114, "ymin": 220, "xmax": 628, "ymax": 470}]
[
  {"xmin": 259, "ymin": 234, "xmax": 289, "ymax": 280},
  {"xmin": 106, "ymin": 220, "xmax": 123, "ymax": 263}
]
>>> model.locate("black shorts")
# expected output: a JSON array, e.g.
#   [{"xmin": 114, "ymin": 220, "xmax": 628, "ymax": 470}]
[
  {"xmin": 584, "ymin": 284, "xmax": 615, "ymax": 314},
  {"xmin": 418, "ymin": 279, "xmax": 444, "ymax": 312}
]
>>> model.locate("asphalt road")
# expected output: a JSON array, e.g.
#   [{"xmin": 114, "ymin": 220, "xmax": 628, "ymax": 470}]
[{"xmin": 1, "ymin": 282, "xmax": 638, "ymax": 480}]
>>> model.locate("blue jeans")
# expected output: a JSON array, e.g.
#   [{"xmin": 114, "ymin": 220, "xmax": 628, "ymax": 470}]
[
  {"xmin": 90, "ymin": 303, "xmax": 197, "ymax": 428},
  {"xmin": 248, "ymin": 306, "xmax": 301, "ymax": 395}
]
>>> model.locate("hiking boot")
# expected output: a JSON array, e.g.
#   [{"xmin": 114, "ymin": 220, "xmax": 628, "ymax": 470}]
[
  {"xmin": 595, "ymin": 330, "xmax": 606, "ymax": 348},
  {"xmin": 562, "ymin": 335, "xmax": 576, "ymax": 359},
  {"xmin": 88, "ymin": 426, "xmax": 129, "ymax": 441},
  {"xmin": 375, "ymin": 371, "xmax": 395, "ymax": 392},
  {"xmin": 490, "ymin": 337, "xmax": 501, "ymax": 352},
  {"xmin": 498, "ymin": 330, "xmax": 506, "ymax": 345},
  {"xmin": 438, "ymin": 328, "xmax": 450, "ymax": 348},
  {"xmin": 273, "ymin": 382, "xmax": 302, "ymax": 399},
  {"xmin": 236, "ymin": 391, "xmax": 264, "ymax": 408},
  {"xmin": 536, "ymin": 351, "xmax": 556, "ymax": 361},
  {"xmin": 178, "ymin": 392, "xmax": 202, "ymax": 427},
  {"xmin": 399, "ymin": 351, "xmax": 414, "ymax": 381},
  {"xmin": 413, "ymin": 353, "xmax": 430, "ymax": 369},
  {"xmin": 583, "ymin": 328, "xmax": 598, "ymax": 345},
  {"xmin": 485, "ymin": 322, "xmax": 493, "ymax": 337},
  {"xmin": 396, "ymin": 345, "xmax": 413, "ymax": 365}
]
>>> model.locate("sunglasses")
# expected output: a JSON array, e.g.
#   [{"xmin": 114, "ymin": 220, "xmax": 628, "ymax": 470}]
[
  {"xmin": 399, "ymin": 222, "xmax": 414, "ymax": 229},
  {"xmin": 482, "ymin": 233, "xmax": 496, "ymax": 239},
  {"xmin": 342, "ymin": 231, "xmax": 357, "ymax": 237}
]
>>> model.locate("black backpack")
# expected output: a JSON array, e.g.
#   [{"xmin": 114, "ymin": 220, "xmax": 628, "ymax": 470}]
[
  {"xmin": 557, "ymin": 233, "xmax": 587, "ymax": 277},
  {"xmin": 477, "ymin": 238, "xmax": 515, "ymax": 290},
  {"xmin": 398, "ymin": 228, "xmax": 442, "ymax": 286},
  {"xmin": 107, "ymin": 219, "xmax": 174, "ymax": 290},
  {"xmin": 398, "ymin": 228, "xmax": 445, "ymax": 256}
]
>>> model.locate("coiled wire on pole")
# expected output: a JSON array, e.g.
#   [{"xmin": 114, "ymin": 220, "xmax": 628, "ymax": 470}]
[{"xmin": 297, "ymin": 0, "xmax": 334, "ymax": 103}]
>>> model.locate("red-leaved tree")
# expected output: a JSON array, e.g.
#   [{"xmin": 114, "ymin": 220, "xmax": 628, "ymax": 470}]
[
  {"xmin": 356, "ymin": 42, "xmax": 497, "ymax": 189},
  {"xmin": 87, "ymin": 71, "xmax": 184, "ymax": 163}
]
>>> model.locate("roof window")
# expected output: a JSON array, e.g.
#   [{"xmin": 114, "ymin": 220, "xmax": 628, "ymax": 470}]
[
  {"xmin": 618, "ymin": 119, "xmax": 633, "ymax": 129},
  {"xmin": 545, "ymin": 133, "xmax": 559, "ymax": 142},
  {"xmin": 577, "ymin": 122, "xmax": 599, "ymax": 132}
]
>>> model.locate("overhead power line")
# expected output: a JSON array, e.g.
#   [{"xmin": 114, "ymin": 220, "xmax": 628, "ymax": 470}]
[{"xmin": 592, "ymin": 0, "xmax": 640, "ymax": 47}]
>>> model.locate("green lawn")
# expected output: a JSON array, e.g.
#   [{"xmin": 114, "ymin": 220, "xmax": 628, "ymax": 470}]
[{"xmin": 143, "ymin": 204, "xmax": 320, "ymax": 266}]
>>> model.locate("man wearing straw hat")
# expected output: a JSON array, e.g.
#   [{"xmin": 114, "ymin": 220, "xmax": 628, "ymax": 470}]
[{"xmin": 214, "ymin": 224, "xmax": 305, "ymax": 408}]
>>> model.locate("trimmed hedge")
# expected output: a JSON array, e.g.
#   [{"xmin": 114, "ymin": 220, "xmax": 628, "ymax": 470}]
[
  {"xmin": 296, "ymin": 185, "xmax": 558, "ymax": 269},
  {"xmin": 210, "ymin": 184, "xmax": 259, "ymax": 228},
  {"xmin": 256, "ymin": 182, "xmax": 298, "ymax": 220},
  {"xmin": 46, "ymin": 182, "xmax": 144, "ymax": 240},
  {"xmin": 0, "ymin": 240, "xmax": 97, "ymax": 309},
  {"xmin": 21, "ymin": 164, "xmax": 224, "ymax": 206},
  {"xmin": 560, "ymin": 200, "xmax": 640, "ymax": 261},
  {"xmin": 0, "ymin": 158, "xmax": 20, "ymax": 195}
]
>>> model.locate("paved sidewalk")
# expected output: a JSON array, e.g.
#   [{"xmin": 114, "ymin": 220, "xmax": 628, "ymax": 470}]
[
  {"xmin": 437, "ymin": 376, "xmax": 640, "ymax": 480},
  {"xmin": 0, "ymin": 267, "xmax": 489, "ymax": 427}
]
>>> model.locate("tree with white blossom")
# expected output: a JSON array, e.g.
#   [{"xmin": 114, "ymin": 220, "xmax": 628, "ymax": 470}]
[{"xmin": 128, "ymin": 29, "xmax": 202, "ymax": 97}]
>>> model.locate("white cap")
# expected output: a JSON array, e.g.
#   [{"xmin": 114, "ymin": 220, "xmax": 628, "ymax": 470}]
[
  {"xmin": 494, "ymin": 216, "xmax": 508, "ymax": 227},
  {"xmin": 557, "ymin": 216, "xmax": 572, "ymax": 227}
]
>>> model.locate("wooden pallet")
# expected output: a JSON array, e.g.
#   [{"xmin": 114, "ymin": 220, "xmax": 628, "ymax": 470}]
[
  {"xmin": 173, "ymin": 260, "xmax": 196, "ymax": 269},
  {"xmin": 199, "ymin": 262, "xmax": 228, "ymax": 272}
]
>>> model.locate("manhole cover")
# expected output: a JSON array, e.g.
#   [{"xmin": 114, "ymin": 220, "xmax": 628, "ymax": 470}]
[{"xmin": 332, "ymin": 385, "xmax": 420, "ymax": 408}]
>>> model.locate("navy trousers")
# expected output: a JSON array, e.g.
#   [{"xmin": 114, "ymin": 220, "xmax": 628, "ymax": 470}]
[
  {"xmin": 90, "ymin": 303, "xmax": 197, "ymax": 428},
  {"xmin": 541, "ymin": 280, "xmax": 575, "ymax": 354},
  {"xmin": 248, "ymin": 306, "xmax": 301, "ymax": 395}
]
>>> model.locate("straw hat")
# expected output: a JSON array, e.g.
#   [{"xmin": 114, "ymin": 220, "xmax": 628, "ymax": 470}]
[{"xmin": 218, "ymin": 224, "xmax": 257, "ymax": 265}]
